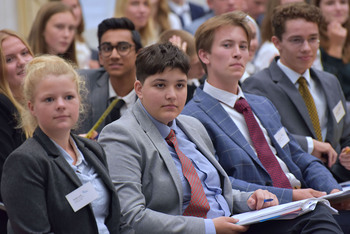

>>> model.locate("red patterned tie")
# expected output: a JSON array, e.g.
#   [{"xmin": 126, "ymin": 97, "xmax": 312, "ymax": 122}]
[
  {"xmin": 166, "ymin": 130, "xmax": 210, "ymax": 217},
  {"xmin": 234, "ymin": 98, "xmax": 292, "ymax": 189}
]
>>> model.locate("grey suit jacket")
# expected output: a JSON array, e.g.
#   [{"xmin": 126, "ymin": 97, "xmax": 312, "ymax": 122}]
[
  {"xmin": 78, "ymin": 68, "xmax": 110, "ymax": 134},
  {"xmin": 242, "ymin": 58, "xmax": 350, "ymax": 181},
  {"xmin": 1, "ymin": 127, "xmax": 120, "ymax": 234},
  {"xmin": 98, "ymin": 100, "xmax": 253, "ymax": 234}
]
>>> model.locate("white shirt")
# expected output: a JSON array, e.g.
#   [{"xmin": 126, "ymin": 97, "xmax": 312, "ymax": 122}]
[
  {"xmin": 168, "ymin": 1, "xmax": 192, "ymax": 28},
  {"xmin": 108, "ymin": 79, "xmax": 137, "ymax": 116},
  {"xmin": 203, "ymin": 81, "xmax": 301, "ymax": 188}
]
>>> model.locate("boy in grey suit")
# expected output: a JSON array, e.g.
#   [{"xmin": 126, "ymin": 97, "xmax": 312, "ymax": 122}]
[
  {"xmin": 99, "ymin": 41, "xmax": 342, "ymax": 233},
  {"xmin": 78, "ymin": 17, "xmax": 142, "ymax": 134},
  {"xmin": 242, "ymin": 2, "xmax": 350, "ymax": 182}
]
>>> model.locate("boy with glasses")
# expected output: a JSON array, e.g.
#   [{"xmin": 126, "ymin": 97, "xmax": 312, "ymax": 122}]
[
  {"xmin": 242, "ymin": 2, "xmax": 350, "ymax": 184},
  {"xmin": 78, "ymin": 17, "xmax": 142, "ymax": 134}
]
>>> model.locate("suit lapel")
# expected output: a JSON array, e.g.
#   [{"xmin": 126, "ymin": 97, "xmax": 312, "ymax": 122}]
[
  {"xmin": 194, "ymin": 89, "xmax": 262, "ymax": 166},
  {"xmin": 92, "ymin": 71, "xmax": 109, "ymax": 127},
  {"xmin": 269, "ymin": 60, "xmax": 317, "ymax": 138},
  {"xmin": 33, "ymin": 128, "xmax": 82, "ymax": 187},
  {"xmin": 132, "ymin": 101, "xmax": 184, "ymax": 200},
  {"xmin": 73, "ymin": 135, "xmax": 115, "ymax": 192}
]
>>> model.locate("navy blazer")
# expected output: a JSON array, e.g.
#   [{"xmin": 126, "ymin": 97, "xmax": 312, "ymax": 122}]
[
  {"xmin": 183, "ymin": 88, "xmax": 341, "ymax": 204},
  {"xmin": 189, "ymin": 2, "xmax": 207, "ymax": 21},
  {"xmin": 1, "ymin": 128, "xmax": 120, "ymax": 234}
]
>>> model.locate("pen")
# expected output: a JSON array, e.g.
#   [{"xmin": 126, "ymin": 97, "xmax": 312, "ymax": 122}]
[{"xmin": 264, "ymin": 198, "xmax": 274, "ymax": 203}]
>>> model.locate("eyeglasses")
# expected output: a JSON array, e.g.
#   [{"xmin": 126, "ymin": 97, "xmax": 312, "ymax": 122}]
[
  {"xmin": 287, "ymin": 37, "xmax": 320, "ymax": 48},
  {"xmin": 98, "ymin": 42, "xmax": 134, "ymax": 57}
]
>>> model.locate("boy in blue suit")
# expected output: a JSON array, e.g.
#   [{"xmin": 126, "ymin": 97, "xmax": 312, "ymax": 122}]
[{"xmin": 182, "ymin": 8, "xmax": 350, "ymax": 233}]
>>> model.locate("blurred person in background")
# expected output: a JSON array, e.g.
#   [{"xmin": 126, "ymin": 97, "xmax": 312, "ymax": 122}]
[
  {"xmin": 28, "ymin": 2, "xmax": 77, "ymax": 66},
  {"xmin": 51, "ymin": 0, "xmax": 100, "ymax": 68},
  {"xmin": 311, "ymin": 0, "xmax": 350, "ymax": 101},
  {"xmin": 0, "ymin": 29, "xmax": 33, "ymax": 234},
  {"xmin": 115, "ymin": 0, "xmax": 156, "ymax": 46}
]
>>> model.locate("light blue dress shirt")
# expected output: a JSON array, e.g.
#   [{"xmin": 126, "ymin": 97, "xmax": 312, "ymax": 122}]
[{"xmin": 141, "ymin": 104, "xmax": 230, "ymax": 234}]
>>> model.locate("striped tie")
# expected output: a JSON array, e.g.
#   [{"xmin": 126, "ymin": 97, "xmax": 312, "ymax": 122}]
[{"xmin": 166, "ymin": 130, "xmax": 210, "ymax": 217}]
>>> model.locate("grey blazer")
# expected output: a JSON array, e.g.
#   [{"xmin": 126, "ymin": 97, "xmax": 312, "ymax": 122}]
[
  {"xmin": 1, "ymin": 127, "xmax": 120, "ymax": 234},
  {"xmin": 242, "ymin": 58, "xmax": 350, "ymax": 181},
  {"xmin": 98, "ymin": 100, "xmax": 253, "ymax": 234},
  {"xmin": 78, "ymin": 68, "xmax": 110, "ymax": 133}
]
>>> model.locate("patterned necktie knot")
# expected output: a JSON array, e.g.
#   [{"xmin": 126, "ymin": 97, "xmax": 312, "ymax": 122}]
[
  {"xmin": 298, "ymin": 76, "xmax": 307, "ymax": 86},
  {"xmin": 165, "ymin": 130, "xmax": 176, "ymax": 146},
  {"xmin": 234, "ymin": 98, "xmax": 250, "ymax": 113}
]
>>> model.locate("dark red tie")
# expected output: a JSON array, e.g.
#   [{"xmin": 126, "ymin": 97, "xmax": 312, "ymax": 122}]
[
  {"xmin": 234, "ymin": 98, "xmax": 292, "ymax": 189},
  {"xmin": 166, "ymin": 130, "xmax": 210, "ymax": 217}
]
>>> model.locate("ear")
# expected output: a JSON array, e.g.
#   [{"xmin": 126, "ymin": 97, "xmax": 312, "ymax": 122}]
[
  {"xmin": 134, "ymin": 80, "xmax": 143, "ymax": 100},
  {"xmin": 28, "ymin": 101, "xmax": 35, "ymax": 117},
  {"xmin": 198, "ymin": 49, "xmax": 210, "ymax": 66},
  {"xmin": 271, "ymin": 36, "xmax": 282, "ymax": 52}
]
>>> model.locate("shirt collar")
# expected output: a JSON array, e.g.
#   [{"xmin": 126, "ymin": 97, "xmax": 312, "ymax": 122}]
[
  {"xmin": 51, "ymin": 136, "xmax": 84, "ymax": 166},
  {"xmin": 203, "ymin": 80, "xmax": 245, "ymax": 108},
  {"xmin": 108, "ymin": 79, "xmax": 137, "ymax": 106},
  {"xmin": 168, "ymin": 1, "xmax": 190, "ymax": 15},
  {"xmin": 277, "ymin": 59, "xmax": 311, "ymax": 86}
]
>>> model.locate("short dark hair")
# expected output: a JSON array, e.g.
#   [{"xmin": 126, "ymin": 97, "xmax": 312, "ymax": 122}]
[
  {"xmin": 272, "ymin": 2, "xmax": 322, "ymax": 40},
  {"xmin": 135, "ymin": 42, "xmax": 190, "ymax": 83},
  {"xmin": 97, "ymin": 17, "xmax": 142, "ymax": 52}
]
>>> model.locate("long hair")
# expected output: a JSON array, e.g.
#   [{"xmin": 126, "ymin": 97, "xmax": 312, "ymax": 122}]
[
  {"xmin": 0, "ymin": 29, "xmax": 33, "ymax": 137},
  {"xmin": 28, "ymin": 2, "xmax": 77, "ymax": 65},
  {"xmin": 114, "ymin": 0, "xmax": 156, "ymax": 46},
  {"xmin": 153, "ymin": 0, "xmax": 171, "ymax": 35},
  {"xmin": 311, "ymin": 0, "xmax": 350, "ymax": 63}
]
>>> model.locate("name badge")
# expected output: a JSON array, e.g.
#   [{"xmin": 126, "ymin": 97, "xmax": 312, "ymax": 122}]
[
  {"xmin": 274, "ymin": 127, "xmax": 290, "ymax": 148},
  {"xmin": 66, "ymin": 182, "xmax": 99, "ymax": 212},
  {"xmin": 333, "ymin": 100, "xmax": 345, "ymax": 124}
]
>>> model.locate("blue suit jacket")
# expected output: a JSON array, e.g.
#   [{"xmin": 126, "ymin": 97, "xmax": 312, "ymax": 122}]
[
  {"xmin": 183, "ymin": 88, "xmax": 341, "ymax": 204},
  {"xmin": 189, "ymin": 2, "xmax": 207, "ymax": 21}
]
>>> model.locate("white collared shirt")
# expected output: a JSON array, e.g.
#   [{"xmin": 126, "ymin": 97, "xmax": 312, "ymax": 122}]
[
  {"xmin": 277, "ymin": 59, "xmax": 328, "ymax": 153},
  {"xmin": 108, "ymin": 79, "xmax": 137, "ymax": 116},
  {"xmin": 203, "ymin": 81, "xmax": 301, "ymax": 188},
  {"xmin": 168, "ymin": 1, "xmax": 192, "ymax": 27}
]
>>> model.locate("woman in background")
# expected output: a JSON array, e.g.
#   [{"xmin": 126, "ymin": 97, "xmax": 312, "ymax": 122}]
[
  {"xmin": 51, "ymin": 0, "xmax": 100, "ymax": 68},
  {"xmin": 1, "ymin": 55, "xmax": 120, "ymax": 234},
  {"xmin": 28, "ymin": 2, "xmax": 77, "ymax": 65},
  {"xmin": 0, "ymin": 29, "xmax": 33, "ymax": 234},
  {"xmin": 150, "ymin": 0, "xmax": 181, "ymax": 37},
  {"xmin": 312, "ymin": 0, "xmax": 350, "ymax": 101},
  {"xmin": 114, "ymin": 0, "xmax": 156, "ymax": 46}
]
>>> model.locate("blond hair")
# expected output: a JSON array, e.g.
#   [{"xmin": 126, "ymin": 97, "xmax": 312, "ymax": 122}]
[
  {"xmin": 114, "ymin": 0, "xmax": 156, "ymax": 46},
  {"xmin": 20, "ymin": 55, "xmax": 86, "ymax": 137},
  {"xmin": 0, "ymin": 29, "xmax": 34, "ymax": 137}
]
